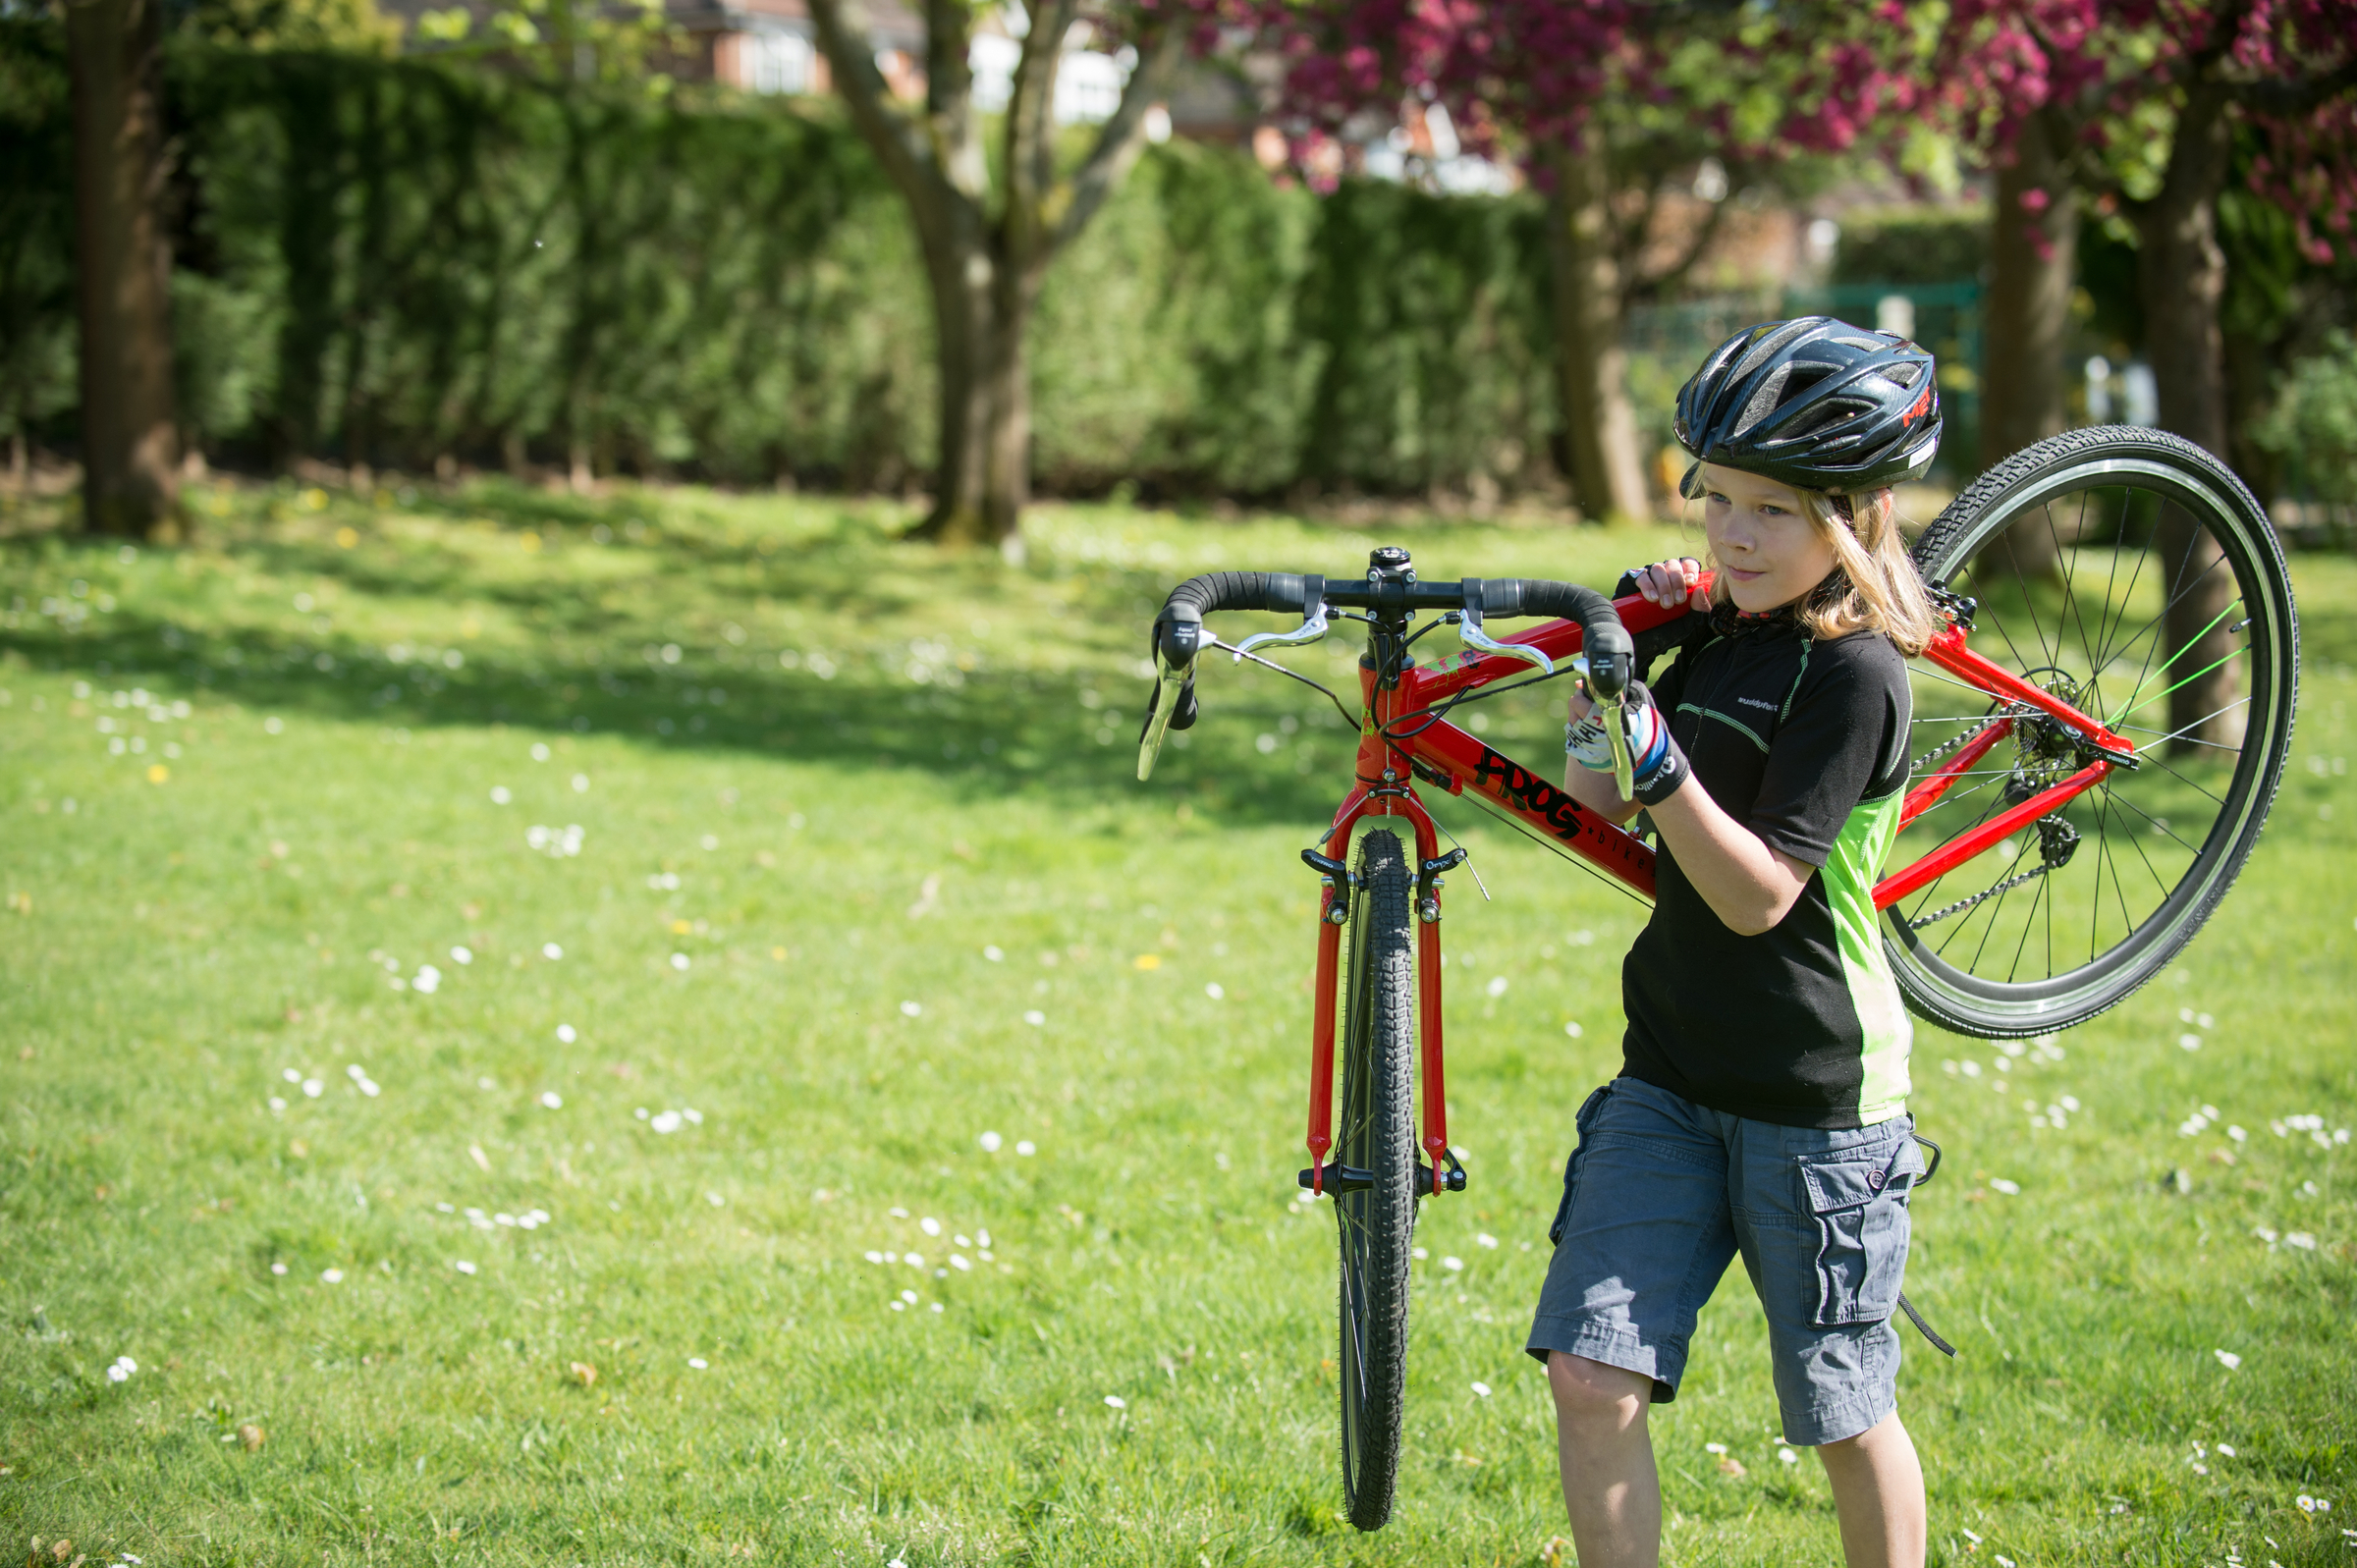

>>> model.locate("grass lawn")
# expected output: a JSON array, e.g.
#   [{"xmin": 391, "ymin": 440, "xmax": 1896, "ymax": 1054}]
[{"xmin": 0, "ymin": 479, "xmax": 2352, "ymax": 1567}]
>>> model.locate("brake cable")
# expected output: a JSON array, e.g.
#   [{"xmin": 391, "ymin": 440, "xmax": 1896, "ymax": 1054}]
[
  {"xmin": 1203, "ymin": 636, "xmax": 1358, "ymax": 730},
  {"xmin": 1379, "ymin": 660, "xmax": 1576, "ymax": 744}
]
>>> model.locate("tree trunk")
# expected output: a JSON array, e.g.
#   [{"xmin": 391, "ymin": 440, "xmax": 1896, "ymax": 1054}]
[
  {"xmin": 66, "ymin": 0, "xmax": 182, "ymax": 540},
  {"xmin": 805, "ymin": 0, "xmax": 1175, "ymax": 548},
  {"xmin": 2134, "ymin": 80, "xmax": 2238, "ymax": 755},
  {"xmin": 915, "ymin": 252, "xmax": 1036, "ymax": 551},
  {"xmin": 1547, "ymin": 139, "xmax": 1650, "ymax": 524},
  {"xmin": 912, "ymin": 217, "xmax": 1035, "ymax": 549},
  {"xmin": 1980, "ymin": 106, "xmax": 2079, "ymax": 579},
  {"xmin": 980, "ymin": 266, "xmax": 1035, "ymax": 547}
]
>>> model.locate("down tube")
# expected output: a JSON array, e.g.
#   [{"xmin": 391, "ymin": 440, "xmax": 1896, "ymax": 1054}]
[{"xmin": 1399, "ymin": 723, "xmax": 1657, "ymax": 895}]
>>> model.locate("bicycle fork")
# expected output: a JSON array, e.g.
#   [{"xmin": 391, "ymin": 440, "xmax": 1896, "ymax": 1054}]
[{"xmin": 1299, "ymin": 798, "xmax": 1470, "ymax": 1202}]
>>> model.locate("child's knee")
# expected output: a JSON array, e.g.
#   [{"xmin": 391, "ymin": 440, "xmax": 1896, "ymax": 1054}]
[{"xmin": 1546, "ymin": 1352, "xmax": 1651, "ymax": 1422}]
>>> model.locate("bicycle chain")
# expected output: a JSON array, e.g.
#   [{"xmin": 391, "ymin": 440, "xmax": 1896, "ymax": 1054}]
[
  {"xmin": 1909, "ymin": 712, "xmax": 2015, "ymax": 776},
  {"xmin": 1904, "ymin": 815, "xmax": 2081, "ymax": 931}
]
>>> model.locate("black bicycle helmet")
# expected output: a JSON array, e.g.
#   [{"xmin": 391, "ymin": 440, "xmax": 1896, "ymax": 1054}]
[{"xmin": 1672, "ymin": 316, "xmax": 1941, "ymax": 498}]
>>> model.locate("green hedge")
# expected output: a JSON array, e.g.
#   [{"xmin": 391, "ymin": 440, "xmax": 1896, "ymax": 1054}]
[{"xmin": 0, "ymin": 29, "xmax": 1564, "ymax": 499}]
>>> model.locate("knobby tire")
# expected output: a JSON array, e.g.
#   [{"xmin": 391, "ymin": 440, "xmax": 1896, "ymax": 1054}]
[
  {"xmin": 1893, "ymin": 426, "xmax": 2297, "ymax": 1038},
  {"xmin": 1335, "ymin": 827, "xmax": 1418, "ymax": 1531}
]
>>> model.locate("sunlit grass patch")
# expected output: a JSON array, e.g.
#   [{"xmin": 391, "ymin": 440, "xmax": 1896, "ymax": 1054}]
[{"xmin": 0, "ymin": 480, "xmax": 2349, "ymax": 1565}]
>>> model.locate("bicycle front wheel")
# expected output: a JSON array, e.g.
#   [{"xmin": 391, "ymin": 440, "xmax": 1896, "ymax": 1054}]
[
  {"xmin": 1891, "ymin": 426, "xmax": 2298, "ymax": 1038},
  {"xmin": 1335, "ymin": 827, "xmax": 1418, "ymax": 1531}
]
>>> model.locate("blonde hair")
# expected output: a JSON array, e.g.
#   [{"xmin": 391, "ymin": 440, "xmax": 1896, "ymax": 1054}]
[{"xmin": 1705, "ymin": 486, "xmax": 1942, "ymax": 655}]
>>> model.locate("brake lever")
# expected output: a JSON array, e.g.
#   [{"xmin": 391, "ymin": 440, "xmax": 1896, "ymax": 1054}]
[
  {"xmin": 1234, "ymin": 578, "xmax": 1330, "ymax": 661},
  {"xmin": 1601, "ymin": 688, "xmax": 1634, "ymax": 801},
  {"xmin": 1457, "ymin": 603, "xmax": 1553, "ymax": 676},
  {"xmin": 1137, "ymin": 621, "xmax": 1207, "ymax": 783}
]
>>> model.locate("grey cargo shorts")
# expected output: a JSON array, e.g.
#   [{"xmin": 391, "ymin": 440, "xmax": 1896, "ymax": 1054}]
[{"xmin": 1525, "ymin": 1075, "xmax": 1924, "ymax": 1446}]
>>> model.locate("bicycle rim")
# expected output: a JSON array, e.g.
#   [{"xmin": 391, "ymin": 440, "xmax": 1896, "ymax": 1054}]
[
  {"xmin": 1891, "ymin": 426, "xmax": 2297, "ymax": 1039},
  {"xmin": 1335, "ymin": 827, "xmax": 1417, "ymax": 1531}
]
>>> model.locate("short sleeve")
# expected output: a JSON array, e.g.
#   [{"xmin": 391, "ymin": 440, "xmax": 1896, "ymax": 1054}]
[
  {"xmin": 1746, "ymin": 636, "xmax": 1910, "ymax": 869},
  {"xmin": 1648, "ymin": 634, "xmax": 1702, "ymax": 713}
]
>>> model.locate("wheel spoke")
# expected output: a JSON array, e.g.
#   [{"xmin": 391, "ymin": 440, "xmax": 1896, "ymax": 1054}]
[
  {"xmin": 2004, "ymin": 864, "xmax": 2049, "ymax": 984},
  {"xmin": 2100, "ymin": 786, "xmax": 2152, "ymax": 936},
  {"xmin": 1890, "ymin": 437, "xmax": 2291, "ymax": 1035},
  {"xmin": 2117, "ymin": 713, "xmax": 2247, "ymax": 753},
  {"xmin": 1952, "ymin": 562, "xmax": 2039, "ymax": 678},
  {"xmin": 2053, "ymin": 494, "xmax": 2096, "ymax": 679},
  {"xmin": 2092, "ymin": 501, "xmax": 2154, "ymax": 673},
  {"xmin": 2000, "ymin": 516, "xmax": 2056, "ymax": 668},
  {"xmin": 2131, "ymin": 750, "xmax": 2229, "ymax": 808},
  {"xmin": 2107, "ymin": 784, "xmax": 2182, "ymax": 900},
  {"xmin": 2109, "ymin": 536, "xmax": 2236, "ymax": 713},
  {"xmin": 2098, "ymin": 784, "xmax": 2202, "ymax": 857},
  {"xmin": 2102, "ymin": 778, "xmax": 2121, "ymax": 961},
  {"xmin": 2089, "ymin": 492, "xmax": 2132, "ymax": 671}
]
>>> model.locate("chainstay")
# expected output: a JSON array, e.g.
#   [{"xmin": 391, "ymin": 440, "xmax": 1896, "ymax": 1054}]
[{"xmin": 1903, "ymin": 814, "xmax": 2079, "ymax": 931}]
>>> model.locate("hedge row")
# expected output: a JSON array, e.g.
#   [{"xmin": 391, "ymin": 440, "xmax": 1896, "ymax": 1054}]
[{"xmin": 0, "ymin": 28, "xmax": 1564, "ymax": 498}]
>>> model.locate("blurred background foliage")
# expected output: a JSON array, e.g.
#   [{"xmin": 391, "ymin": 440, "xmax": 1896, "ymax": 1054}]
[
  {"xmin": 3, "ymin": 19, "xmax": 2353, "ymax": 514},
  {"xmin": 0, "ymin": 26, "xmax": 1563, "ymax": 504}
]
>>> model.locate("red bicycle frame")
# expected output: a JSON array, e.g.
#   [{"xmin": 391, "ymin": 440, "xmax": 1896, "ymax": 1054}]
[{"xmin": 1300, "ymin": 575, "xmax": 2137, "ymax": 1196}]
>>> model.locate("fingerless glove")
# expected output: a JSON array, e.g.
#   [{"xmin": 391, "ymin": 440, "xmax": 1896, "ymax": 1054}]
[{"xmin": 1566, "ymin": 681, "xmax": 1689, "ymax": 806}]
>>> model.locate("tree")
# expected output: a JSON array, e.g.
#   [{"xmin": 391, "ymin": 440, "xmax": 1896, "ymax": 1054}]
[
  {"xmin": 1977, "ymin": 106, "xmax": 2079, "ymax": 576},
  {"xmin": 800, "ymin": 0, "xmax": 1196, "ymax": 547},
  {"xmin": 1277, "ymin": 0, "xmax": 1647, "ymax": 520},
  {"xmin": 65, "ymin": 0, "xmax": 183, "ymax": 539},
  {"xmin": 1272, "ymin": 1, "xmax": 1912, "ymax": 523},
  {"xmin": 1930, "ymin": 0, "xmax": 2357, "ymax": 745}
]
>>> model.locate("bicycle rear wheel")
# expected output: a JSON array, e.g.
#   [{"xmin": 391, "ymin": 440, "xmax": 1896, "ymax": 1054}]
[
  {"xmin": 1335, "ymin": 827, "xmax": 1418, "ymax": 1531},
  {"xmin": 1891, "ymin": 426, "xmax": 2298, "ymax": 1038}
]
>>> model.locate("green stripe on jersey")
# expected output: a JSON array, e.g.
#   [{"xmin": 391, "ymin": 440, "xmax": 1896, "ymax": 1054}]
[
  {"xmin": 1826, "ymin": 789, "xmax": 1912, "ymax": 1123},
  {"xmin": 1676, "ymin": 703, "xmax": 1771, "ymax": 753}
]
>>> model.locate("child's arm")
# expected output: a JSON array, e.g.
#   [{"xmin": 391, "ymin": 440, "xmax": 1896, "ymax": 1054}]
[
  {"xmin": 1562, "ymin": 556, "xmax": 1813, "ymax": 935},
  {"xmin": 1559, "ymin": 558, "xmax": 1704, "ymax": 824},
  {"xmin": 1646, "ymin": 786, "xmax": 1818, "ymax": 937}
]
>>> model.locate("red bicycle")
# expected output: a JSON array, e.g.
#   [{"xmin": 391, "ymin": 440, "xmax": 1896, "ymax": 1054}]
[{"xmin": 1134, "ymin": 428, "xmax": 2297, "ymax": 1530}]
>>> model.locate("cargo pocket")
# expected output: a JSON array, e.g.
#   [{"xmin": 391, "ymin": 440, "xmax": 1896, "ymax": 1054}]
[
  {"xmin": 1548, "ymin": 1083, "xmax": 1615, "ymax": 1249},
  {"xmin": 1797, "ymin": 1138, "xmax": 1919, "ymax": 1326}
]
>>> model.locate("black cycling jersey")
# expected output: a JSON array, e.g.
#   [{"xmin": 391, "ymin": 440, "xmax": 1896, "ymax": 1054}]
[{"xmin": 1617, "ymin": 612, "xmax": 1915, "ymax": 1130}]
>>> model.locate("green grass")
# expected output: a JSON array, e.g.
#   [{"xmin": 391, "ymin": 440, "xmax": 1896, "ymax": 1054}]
[{"xmin": 0, "ymin": 478, "xmax": 2352, "ymax": 1567}]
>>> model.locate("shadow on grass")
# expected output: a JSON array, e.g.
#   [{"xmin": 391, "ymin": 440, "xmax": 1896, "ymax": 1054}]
[{"xmin": 0, "ymin": 500, "xmax": 1422, "ymax": 834}]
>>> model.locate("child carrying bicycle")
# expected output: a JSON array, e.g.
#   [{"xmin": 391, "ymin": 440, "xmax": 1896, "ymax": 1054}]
[{"xmin": 1533, "ymin": 317, "xmax": 1946, "ymax": 1568}]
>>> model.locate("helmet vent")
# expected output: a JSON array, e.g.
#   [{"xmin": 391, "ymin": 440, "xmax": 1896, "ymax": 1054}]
[
  {"xmin": 1732, "ymin": 364, "xmax": 1793, "ymax": 437},
  {"xmin": 1772, "ymin": 399, "xmax": 1869, "ymax": 442},
  {"xmin": 1730, "ymin": 318, "xmax": 1819, "ymax": 384},
  {"xmin": 1672, "ymin": 314, "xmax": 1941, "ymax": 494}
]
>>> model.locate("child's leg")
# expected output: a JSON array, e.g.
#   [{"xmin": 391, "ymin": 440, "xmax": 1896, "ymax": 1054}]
[
  {"xmin": 1546, "ymin": 1352, "xmax": 1663, "ymax": 1568},
  {"xmin": 1726, "ymin": 1111, "xmax": 1928, "ymax": 1568},
  {"xmin": 1816, "ymin": 1409, "xmax": 1926, "ymax": 1568}
]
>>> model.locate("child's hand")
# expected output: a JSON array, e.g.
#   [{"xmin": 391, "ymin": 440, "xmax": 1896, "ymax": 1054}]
[
  {"xmin": 1631, "ymin": 558, "xmax": 1707, "ymax": 609},
  {"xmin": 1571, "ymin": 558, "xmax": 1702, "ymax": 725}
]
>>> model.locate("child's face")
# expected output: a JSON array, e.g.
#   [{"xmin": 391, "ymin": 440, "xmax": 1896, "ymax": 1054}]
[{"xmin": 1699, "ymin": 464, "xmax": 1839, "ymax": 614}]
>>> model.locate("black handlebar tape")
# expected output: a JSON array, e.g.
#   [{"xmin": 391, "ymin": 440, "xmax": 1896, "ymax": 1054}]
[
  {"xmin": 1154, "ymin": 572, "xmax": 1308, "ymax": 671},
  {"xmin": 1158, "ymin": 572, "xmax": 1309, "ymax": 626},
  {"xmin": 1472, "ymin": 579, "xmax": 1634, "ymax": 695}
]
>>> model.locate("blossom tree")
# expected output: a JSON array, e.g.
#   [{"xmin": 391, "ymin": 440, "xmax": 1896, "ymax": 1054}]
[
  {"xmin": 1931, "ymin": 0, "xmax": 2354, "ymax": 742},
  {"xmin": 1940, "ymin": 2, "xmax": 2352, "ymax": 451},
  {"xmin": 1271, "ymin": 0, "xmax": 1924, "ymax": 522}
]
